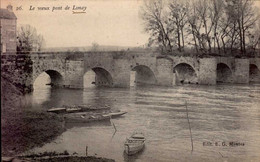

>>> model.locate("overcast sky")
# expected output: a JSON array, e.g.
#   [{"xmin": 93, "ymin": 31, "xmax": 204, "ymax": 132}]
[
  {"xmin": 1, "ymin": 0, "xmax": 149, "ymax": 48},
  {"xmin": 1, "ymin": 0, "xmax": 260, "ymax": 48}
]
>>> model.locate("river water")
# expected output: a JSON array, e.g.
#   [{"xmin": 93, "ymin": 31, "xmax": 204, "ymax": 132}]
[{"xmin": 23, "ymin": 73, "xmax": 260, "ymax": 162}]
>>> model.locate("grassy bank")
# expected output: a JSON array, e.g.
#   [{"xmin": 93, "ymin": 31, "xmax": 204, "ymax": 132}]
[
  {"xmin": 1, "ymin": 77, "xmax": 115, "ymax": 162},
  {"xmin": 1, "ymin": 77, "xmax": 65, "ymax": 156},
  {"xmin": 27, "ymin": 156, "xmax": 115, "ymax": 162}
]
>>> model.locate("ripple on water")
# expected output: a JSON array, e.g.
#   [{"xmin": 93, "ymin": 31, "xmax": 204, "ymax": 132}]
[{"xmin": 26, "ymin": 84, "xmax": 260, "ymax": 162}]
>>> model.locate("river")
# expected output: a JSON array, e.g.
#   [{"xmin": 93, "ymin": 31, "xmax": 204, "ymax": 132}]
[{"xmin": 22, "ymin": 73, "xmax": 260, "ymax": 162}]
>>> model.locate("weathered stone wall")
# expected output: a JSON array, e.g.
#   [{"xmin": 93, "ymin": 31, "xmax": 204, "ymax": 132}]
[
  {"xmin": 156, "ymin": 57, "xmax": 173, "ymax": 86},
  {"xmin": 170, "ymin": 56, "xmax": 200, "ymax": 74},
  {"xmin": 25, "ymin": 52, "xmax": 260, "ymax": 91},
  {"xmin": 84, "ymin": 52, "xmax": 119, "ymax": 87},
  {"xmin": 1, "ymin": 54, "xmax": 33, "ymax": 93},
  {"xmin": 198, "ymin": 58, "xmax": 217, "ymax": 85},
  {"xmin": 130, "ymin": 55, "xmax": 158, "ymax": 86},
  {"xmin": 249, "ymin": 58, "xmax": 260, "ymax": 83},
  {"xmin": 0, "ymin": 19, "xmax": 16, "ymax": 53},
  {"xmin": 234, "ymin": 59, "xmax": 249, "ymax": 83},
  {"xmin": 216, "ymin": 57, "xmax": 235, "ymax": 83},
  {"xmin": 113, "ymin": 59, "xmax": 131, "ymax": 87},
  {"xmin": 31, "ymin": 54, "xmax": 66, "ymax": 87},
  {"xmin": 249, "ymin": 58, "xmax": 260, "ymax": 72},
  {"xmin": 32, "ymin": 53, "xmax": 84, "ymax": 89},
  {"xmin": 64, "ymin": 60, "xmax": 84, "ymax": 88}
]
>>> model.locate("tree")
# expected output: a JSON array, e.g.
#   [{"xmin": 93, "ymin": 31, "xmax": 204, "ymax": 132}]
[
  {"xmin": 169, "ymin": 0, "xmax": 189, "ymax": 52},
  {"xmin": 17, "ymin": 25, "xmax": 45, "ymax": 52},
  {"xmin": 222, "ymin": 0, "xmax": 259, "ymax": 55},
  {"xmin": 140, "ymin": 0, "xmax": 259, "ymax": 56},
  {"xmin": 140, "ymin": 0, "xmax": 173, "ymax": 52},
  {"xmin": 247, "ymin": 17, "xmax": 260, "ymax": 52},
  {"xmin": 91, "ymin": 42, "xmax": 100, "ymax": 51}
]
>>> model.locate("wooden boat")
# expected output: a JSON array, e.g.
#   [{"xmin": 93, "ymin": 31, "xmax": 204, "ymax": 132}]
[
  {"xmin": 103, "ymin": 111, "xmax": 127, "ymax": 118},
  {"xmin": 124, "ymin": 132, "xmax": 145, "ymax": 155},
  {"xmin": 77, "ymin": 105, "xmax": 111, "ymax": 111},
  {"xmin": 47, "ymin": 107, "xmax": 82, "ymax": 114},
  {"xmin": 64, "ymin": 113, "xmax": 110, "ymax": 123},
  {"xmin": 65, "ymin": 107, "xmax": 82, "ymax": 113},
  {"xmin": 47, "ymin": 107, "xmax": 66, "ymax": 113},
  {"xmin": 48, "ymin": 105, "xmax": 110, "ymax": 114}
]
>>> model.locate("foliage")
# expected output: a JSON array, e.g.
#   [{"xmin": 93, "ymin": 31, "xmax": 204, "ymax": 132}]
[
  {"xmin": 91, "ymin": 42, "xmax": 100, "ymax": 51},
  {"xmin": 140, "ymin": 0, "xmax": 260, "ymax": 56},
  {"xmin": 17, "ymin": 25, "xmax": 46, "ymax": 53}
]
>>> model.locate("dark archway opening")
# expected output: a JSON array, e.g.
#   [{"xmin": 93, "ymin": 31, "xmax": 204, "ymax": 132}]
[
  {"xmin": 84, "ymin": 67, "xmax": 113, "ymax": 88},
  {"xmin": 216, "ymin": 63, "xmax": 232, "ymax": 83},
  {"xmin": 130, "ymin": 65, "xmax": 157, "ymax": 86},
  {"xmin": 249, "ymin": 64, "xmax": 260, "ymax": 83},
  {"xmin": 173, "ymin": 63, "xmax": 198, "ymax": 85},
  {"xmin": 33, "ymin": 70, "xmax": 63, "ymax": 89},
  {"xmin": 33, "ymin": 70, "xmax": 63, "ymax": 103}
]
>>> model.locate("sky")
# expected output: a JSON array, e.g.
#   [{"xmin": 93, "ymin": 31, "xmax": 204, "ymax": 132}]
[
  {"xmin": 1, "ymin": 0, "xmax": 149, "ymax": 48},
  {"xmin": 1, "ymin": 0, "xmax": 260, "ymax": 48}
]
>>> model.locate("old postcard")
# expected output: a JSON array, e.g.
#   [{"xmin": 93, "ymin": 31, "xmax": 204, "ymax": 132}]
[{"xmin": 1, "ymin": 0, "xmax": 260, "ymax": 161}]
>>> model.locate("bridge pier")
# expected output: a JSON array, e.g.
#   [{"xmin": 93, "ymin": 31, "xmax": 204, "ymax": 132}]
[
  {"xmin": 234, "ymin": 59, "xmax": 249, "ymax": 84},
  {"xmin": 63, "ymin": 60, "xmax": 84, "ymax": 89},
  {"xmin": 113, "ymin": 59, "xmax": 131, "ymax": 87},
  {"xmin": 156, "ymin": 57, "xmax": 173, "ymax": 86},
  {"xmin": 198, "ymin": 58, "xmax": 217, "ymax": 85},
  {"xmin": 10, "ymin": 52, "xmax": 259, "ymax": 94}
]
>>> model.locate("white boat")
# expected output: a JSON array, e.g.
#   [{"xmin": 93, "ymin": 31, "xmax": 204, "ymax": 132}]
[
  {"xmin": 66, "ymin": 107, "xmax": 82, "ymax": 113},
  {"xmin": 47, "ymin": 107, "xmax": 82, "ymax": 113},
  {"xmin": 47, "ymin": 107, "xmax": 66, "ymax": 113},
  {"xmin": 124, "ymin": 132, "xmax": 145, "ymax": 155},
  {"xmin": 102, "ymin": 111, "xmax": 127, "ymax": 118},
  {"xmin": 64, "ymin": 113, "xmax": 111, "ymax": 123}
]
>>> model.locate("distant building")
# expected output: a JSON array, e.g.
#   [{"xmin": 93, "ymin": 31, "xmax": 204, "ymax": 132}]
[{"xmin": 0, "ymin": 5, "xmax": 17, "ymax": 54}]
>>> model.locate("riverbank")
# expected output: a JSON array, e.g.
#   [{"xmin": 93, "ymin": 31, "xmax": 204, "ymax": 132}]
[
  {"xmin": 1, "ymin": 77, "xmax": 115, "ymax": 162},
  {"xmin": 3, "ymin": 155, "xmax": 115, "ymax": 162},
  {"xmin": 1, "ymin": 77, "xmax": 65, "ymax": 156}
]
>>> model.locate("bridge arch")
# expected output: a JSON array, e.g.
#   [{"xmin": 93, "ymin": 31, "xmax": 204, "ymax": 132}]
[
  {"xmin": 84, "ymin": 67, "xmax": 113, "ymax": 87},
  {"xmin": 216, "ymin": 63, "xmax": 233, "ymax": 83},
  {"xmin": 33, "ymin": 70, "xmax": 64, "ymax": 88},
  {"xmin": 131, "ymin": 65, "xmax": 157, "ymax": 86},
  {"xmin": 173, "ymin": 63, "xmax": 198, "ymax": 84},
  {"xmin": 249, "ymin": 64, "xmax": 260, "ymax": 83}
]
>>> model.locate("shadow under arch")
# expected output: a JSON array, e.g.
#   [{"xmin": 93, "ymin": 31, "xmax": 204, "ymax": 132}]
[
  {"xmin": 173, "ymin": 63, "xmax": 198, "ymax": 84},
  {"xmin": 131, "ymin": 65, "xmax": 157, "ymax": 86},
  {"xmin": 216, "ymin": 63, "xmax": 233, "ymax": 83},
  {"xmin": 84, "ymin": 67, "xmax": 113, "ymax": 87},
  {"xmin": 33, "ymin": 70, "xmax": 63, "ymax": 89},
  {"xmin": 249, "ymin": 64, "xmax": 260, "ymax": 83}
]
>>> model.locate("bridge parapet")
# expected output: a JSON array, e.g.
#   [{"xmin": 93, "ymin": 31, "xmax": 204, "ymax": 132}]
[{"xmin": 2, "ymin": 51, "xmax": 260, "ymax": 93}]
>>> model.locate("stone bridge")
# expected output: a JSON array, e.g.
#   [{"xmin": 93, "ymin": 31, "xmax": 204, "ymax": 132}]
[{"xmin": 27, "ymin": 50, "xmax": 260, "ymax": 91}]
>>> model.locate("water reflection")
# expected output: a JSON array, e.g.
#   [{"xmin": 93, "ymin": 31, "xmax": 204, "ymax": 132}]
[
  {"xmin": 65, "ymin": 120, "xmax": 112, "ymax": 130},
  {"xmin": 26, "ymin": 75, "xmax": 260, "ymax": 162}
]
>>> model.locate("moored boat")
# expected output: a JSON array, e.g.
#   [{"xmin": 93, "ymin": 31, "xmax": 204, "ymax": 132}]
[
  {"xmin": 47, "ymin": 107, "xmax": 66, "ymax": 113},
  {"xmin": 47, "ymin": 105, "xmax": 110, "ymax": 114},
  {"xmin": 78, "ymin": 105, "xmax": 111, "ymax": 111},
  {"xmin": 103, "ymin": 111, "xmax": 127, "ymax": 118},
  {"xmin": 65, "ymin": 107, "xmax": 82, "ymax": 113},
  {"xmin": 64, "ymin": 113, "xmax": 110, "ymax": 123},
  {"xmin": 124, "ymin": 132, "xmax": 145, "ymax": 155}
]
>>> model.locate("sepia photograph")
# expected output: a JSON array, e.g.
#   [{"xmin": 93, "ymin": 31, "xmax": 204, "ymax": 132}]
[{"xmin": 1, "ymin": 0, "xmax": 260, "ymax": 161}]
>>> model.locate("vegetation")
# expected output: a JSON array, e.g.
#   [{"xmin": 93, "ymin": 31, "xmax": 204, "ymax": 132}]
[
  {"xmin": 17, "ymin": 25, "xmax": 45, "ymax": 53},
  {"xmin": 140, "ymin": 0, "xmax": 260, "ymax": 56},
  {"xmin": 91, "ymin": 42, "xmax": 100, "ymax": 51},
  {"xmin": 1, "ymin": 77, "xmax": 65, "ymax": 156}
]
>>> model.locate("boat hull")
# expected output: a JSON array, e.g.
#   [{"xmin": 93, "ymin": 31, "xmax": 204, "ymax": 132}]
[
  {"xmin": 64, "ymin": 114, "xmax": 110, "ymax": 123},
  {"xmin": 102, "ymin": 111, "xmax": 127, "ymax": 118},
  {"xmin": 124, "ymin": 142, "xmax": 145, "ymax": 155}
]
